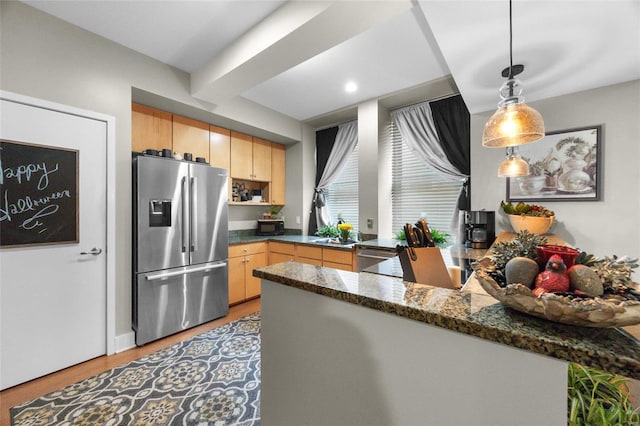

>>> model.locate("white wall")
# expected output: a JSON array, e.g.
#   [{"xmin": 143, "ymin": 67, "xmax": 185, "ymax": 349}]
[
  {"xmin": 0, "ymin": 2, "xmax": 304, "ymax": 336},
  {"xmin": 471, "ymin": 80, "xmax": 640, "ymax": 269},
  {"xmin": 358, "ymin": 100, "xmax": 380, "ymax": 236}
]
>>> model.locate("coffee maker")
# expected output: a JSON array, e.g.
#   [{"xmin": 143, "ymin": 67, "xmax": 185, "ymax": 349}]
[{"xmin": 464, "ymin": 211, "xmax": 495, "ymax": 249}]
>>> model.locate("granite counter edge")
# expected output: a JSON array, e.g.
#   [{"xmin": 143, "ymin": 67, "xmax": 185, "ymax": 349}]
[{"xmin": 253, "ymin": 267, "xmax": 640, "ymax": 380}]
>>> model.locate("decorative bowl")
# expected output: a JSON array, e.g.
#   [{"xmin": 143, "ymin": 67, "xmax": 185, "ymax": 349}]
[
  {"xmin": 536, "ymin": 244, "xmax": 581, "ymax": 268},
  {"xmin": 473, "ymin": 257, "xmax": 640, "ymax": 327},
  {"xmin": 508, "ymin": 214, "xmax": 554, "ymax": 235}
]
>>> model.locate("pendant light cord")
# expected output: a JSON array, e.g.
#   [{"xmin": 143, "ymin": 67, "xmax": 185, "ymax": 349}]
[{"xmin": 508, "ymin": 0, "xmax": 514, "ymax": 94}]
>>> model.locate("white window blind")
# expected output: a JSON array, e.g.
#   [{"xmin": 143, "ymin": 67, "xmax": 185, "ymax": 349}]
[
  {"xmin": 325, "ymin": 144, "xmax": 359, "ymax": 231},
  {"xmin": 390, "ymin": 121, "xmax": 462, "ymax": 237}
]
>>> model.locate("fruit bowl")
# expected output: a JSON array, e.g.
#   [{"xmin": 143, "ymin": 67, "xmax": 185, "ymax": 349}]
[
  {"xmin": 508, "ymin": 214, "xmax": 554, "ymax": 235},
  {"xmin": 474, "ymin": 257, "xmax": 640, "ymax": 327}
]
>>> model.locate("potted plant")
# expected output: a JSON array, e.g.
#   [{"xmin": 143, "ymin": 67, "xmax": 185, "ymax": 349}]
[
  {"xmin": 337, "ymin": 223, "xmax": 354, "ymax": 243},
  {"xmin": 315, "ymin": 224, "xmax": 340, "ymax": 239},
  {"xmin": 568, "ymin": 363, "xmax": 639, "ymax": 425},
  {"xmin": 395, "ymin": 228, "xmax": 450, "ymax": 247},
  {"xmin": 500, "ymin": 200, "xmax": 555, "ymax": 235}
]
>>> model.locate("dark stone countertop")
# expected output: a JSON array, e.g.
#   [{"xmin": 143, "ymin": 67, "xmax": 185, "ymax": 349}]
[
  {"xmin": 253, "ymin": 261, "xmax": 640, "ymax": 380},
  {"xmin": 229, "ymin": 234, "xmax": 356, "ymax": 251}
]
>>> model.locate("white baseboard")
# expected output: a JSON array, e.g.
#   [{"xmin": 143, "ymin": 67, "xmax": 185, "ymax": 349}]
[{"xmin": 114, "ymin": 331, "xmax": 136, "ymax": 353}]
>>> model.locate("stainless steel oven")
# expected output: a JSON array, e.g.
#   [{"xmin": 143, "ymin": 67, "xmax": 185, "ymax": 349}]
[{"xmin": 356, "ymin": 247, "xmax": 397, "ymax": 272}]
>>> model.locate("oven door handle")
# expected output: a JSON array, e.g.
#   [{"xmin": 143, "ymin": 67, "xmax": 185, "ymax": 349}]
[{"xmin": 357, "ymin": 253, "xmax": 396, "ymax": 260}]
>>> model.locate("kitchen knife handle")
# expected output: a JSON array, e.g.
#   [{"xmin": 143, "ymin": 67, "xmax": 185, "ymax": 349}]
[
  {"xmin": 404, "ymin": 224, "xmax": 414, "ymax": 247},
  {"xmin": 181, "ymin": 176, "xmax": 187, "ymax": 253},
  {"xmin": 414, "ymin": 227, "xmax": 426, "ymax": 247},
  {"xmin": 418, "ymin": 218, "xmax": 435, "ymax": 247}
]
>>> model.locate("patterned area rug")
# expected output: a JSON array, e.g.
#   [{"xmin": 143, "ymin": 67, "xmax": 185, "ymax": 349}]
[{"xmin": 11, "ymin": 313, "xmax": 261, "ymax": 425}]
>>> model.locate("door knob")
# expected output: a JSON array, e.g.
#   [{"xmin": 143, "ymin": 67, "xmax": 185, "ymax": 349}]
[{"xmin": 80, "ymin": 247, "xmax": 103, "ymax": 256}]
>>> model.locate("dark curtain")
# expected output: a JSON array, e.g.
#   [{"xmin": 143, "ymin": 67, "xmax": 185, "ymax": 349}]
[
  {"xmin": 307, "ymin": 126, "xmax": 339, "ymax": 235},
  {"xmin": 430, "ymin": 95, "xmax": 471, "ymax": 210}
]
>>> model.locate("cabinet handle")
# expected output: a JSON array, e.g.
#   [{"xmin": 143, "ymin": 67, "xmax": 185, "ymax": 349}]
[{"xmin": 243, "ymin": 248, "xmax": 248, "ymax": 252}]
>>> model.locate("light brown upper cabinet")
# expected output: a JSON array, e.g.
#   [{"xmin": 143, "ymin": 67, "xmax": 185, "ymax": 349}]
[
  {"xmin": 252, "ymin": 138, "xmax": 272, "ymax": 182},
  {"xmin": 131, "ymin": 103, "xmax": 172, "ymax": 153},
  {"xmin": 172, "ymin": 115, "xmax": 210, "ymax": 163},
  {"xmin": 230, "ymin": 132, "xmax": 272, "ymax": 182},
  {"xmin": 209, "ymin": 125, "xmax": 231, "ymax": 171},
  {"xmin": 270, "ymin": 143, "xmax": 286, "ymax": 205},
  {"xmin": 230, "ymin": 131, "xmax": 253, "ymax": 180}
]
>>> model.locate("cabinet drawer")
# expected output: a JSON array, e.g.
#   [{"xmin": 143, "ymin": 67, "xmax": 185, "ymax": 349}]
[
  {"xmin": 269, "ymin": 241, "xmax": 295, "ymax": 255},
  {"xmin": 229, "ymin": 242, "xmax": 265, "ymax": 258},
  {"xmin": 269, "ymin": 252, "xmax": 294, "ymax": 265},
  {"xmin": 323, "ymin": 248, "xmax": 353, "ymax": 265},
  {"xmin": 323, "ymin": 261, "xmax": 353, "ymax": 272},
  {"xmin": 296, "ymin": 245, "xmax": 322, "ymax": 260},
  {"xmin": 296, "ymin": 257, "xmax": 323, "ymax": 266}
]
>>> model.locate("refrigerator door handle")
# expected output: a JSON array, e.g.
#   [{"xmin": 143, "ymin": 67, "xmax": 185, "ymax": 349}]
[
  {"xmin": 190, "ymin": 176, "xmax": 197, "ymax": 252},
  {"xmin": 181, "ymin": 176, "xmax": 187, "ymax": 253},
  {"xmin": 145, "ymin": 262, "xmax": 226, "ymax": 281}
]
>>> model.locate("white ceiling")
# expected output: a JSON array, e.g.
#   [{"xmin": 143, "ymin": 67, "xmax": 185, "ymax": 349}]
[{"xmin": 21, "ymin": 0, "xmax": 640, "ymax": 124}]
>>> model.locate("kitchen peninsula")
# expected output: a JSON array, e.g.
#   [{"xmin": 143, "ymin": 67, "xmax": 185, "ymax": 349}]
[{"xmin": 254, "ymin": 235, "xmax": 640, "ymax": 426}]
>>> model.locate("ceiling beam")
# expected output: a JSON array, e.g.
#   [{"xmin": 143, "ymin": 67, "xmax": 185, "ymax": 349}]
[{"xmin": 190, "ymin": 0, "xmax": 412, "ymax": 106}]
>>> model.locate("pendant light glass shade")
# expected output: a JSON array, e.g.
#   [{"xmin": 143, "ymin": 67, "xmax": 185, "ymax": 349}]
[
  {"xmin": 483, "ymin": 78, "xmax": 545, "ymax": 147},
  {"xmin": 498, "ymin": 146, "xmax": 530, "ymax": 177}
]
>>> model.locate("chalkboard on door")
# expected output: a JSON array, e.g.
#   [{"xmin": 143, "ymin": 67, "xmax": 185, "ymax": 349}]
[{"xmin": 0, "ymin": 140, "xmax": 78, "ymax": 247}]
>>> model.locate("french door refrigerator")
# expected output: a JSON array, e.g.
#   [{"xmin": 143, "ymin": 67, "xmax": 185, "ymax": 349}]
[{"xmin": 133, "ymin": 154, "xmax": 229, "ymax": 346}]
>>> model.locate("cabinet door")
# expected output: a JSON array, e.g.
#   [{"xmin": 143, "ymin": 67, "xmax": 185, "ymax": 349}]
[
  {"xmin": 245, "ymin": 252, "xmax": 266, "ymax": 298},
  {"xmin": 252, "ymin": 138, "xmax": 272, "ymax": 182},
  {"xmin": 228, "ymin": 256, "xmax": 246, "ymax": 305},
  {"xmin": 131, "ymin": 103, "xmax": 172, "ymax": 153},
  {"xmin": 209, "ymin": 125, "xmax": 230, "ymax": 171},
  {"xmin": 270, "ymin": 143, "xmax": 286, "ymax": 205},
  {"xmin": 230, "ymin": 131, "xmax": 253, "ymax": 180},
  {"xmin": 173, "ymin": 115, "xmax": 210, "ymax": 163}
]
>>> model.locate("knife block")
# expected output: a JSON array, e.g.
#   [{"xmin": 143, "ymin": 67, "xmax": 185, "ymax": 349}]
[{"xmin": 398, "ymin": 247, "xmax": 455, "ymax": 289}]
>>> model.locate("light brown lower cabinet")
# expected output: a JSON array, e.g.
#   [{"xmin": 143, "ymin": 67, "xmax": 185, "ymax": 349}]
[
  {"xmin": 322, "ymin": 247, "xmax": 356, "ymax": 271},
  {"xmin": 228, "ymin": 242, "xmax": 266, "ymax": 305},
  {"xmin": 268, "ymin": 241, "xmax": 295, "ymax": 264},
  {"xmin": 268, "ymin": 241, "xmax": 355, "ymax": 271}
]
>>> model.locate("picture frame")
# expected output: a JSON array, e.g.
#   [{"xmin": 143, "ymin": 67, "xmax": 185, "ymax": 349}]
[{"xmin": 506, "ymin": 125, "xmax": 602, "ymax": 202}]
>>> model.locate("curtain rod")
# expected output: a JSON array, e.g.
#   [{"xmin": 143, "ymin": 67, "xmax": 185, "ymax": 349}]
[
  {"xmin": 390, "ymin": 92, "xmax": 460, "ymax": 113},
  {"xmin": 314, "ymin": 92, "xmax": 460, "ymax": 131},
  {"xmin": 315, "ymin": 118, "xmax": 357, "ymax": 132}
]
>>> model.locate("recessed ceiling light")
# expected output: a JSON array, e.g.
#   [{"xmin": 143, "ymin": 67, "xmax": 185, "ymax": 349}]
[{"xmin": 345, "ymin": 81, "xmax": 358, "ymax": 93}]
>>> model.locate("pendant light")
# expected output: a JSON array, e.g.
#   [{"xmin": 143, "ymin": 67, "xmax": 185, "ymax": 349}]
[
  {"xmin": 497, "ymin": 146, "xmax": 529, "ymax": 177},
  {"xmin": 483, "ymin": 0, "xmax": 545, "ymax": 161}
]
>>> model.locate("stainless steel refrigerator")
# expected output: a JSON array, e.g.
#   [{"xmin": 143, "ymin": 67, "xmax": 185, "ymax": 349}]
[{"xmin": 132, "ymin": 154, "xmax": 229, "ymax": 346}]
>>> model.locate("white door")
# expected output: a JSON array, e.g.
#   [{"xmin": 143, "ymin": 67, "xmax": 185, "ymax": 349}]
[{"xmin": 0, "ymin": 97, "xmax": 107, "ymax": 389}]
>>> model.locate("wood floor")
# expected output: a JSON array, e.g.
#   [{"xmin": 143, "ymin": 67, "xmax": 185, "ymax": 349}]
[{"xmin": 0, "ymin": 298, "xmax": 261, "ymax": 425}]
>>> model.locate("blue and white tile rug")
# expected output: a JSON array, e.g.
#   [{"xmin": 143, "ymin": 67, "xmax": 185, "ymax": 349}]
[{"xmin": 11, "ymin": 313, "xmax": 261, "ymax": 426}]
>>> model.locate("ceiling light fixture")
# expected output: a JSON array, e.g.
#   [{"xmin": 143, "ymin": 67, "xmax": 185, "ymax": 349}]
[
  {"xmin": 497, "ymin": 146, "xmax": 530, "ymax": 177},
  {"xmin": 483, "ymin": 0, "xmax": 545, "ymax": 177},
  {"xmin": 345, "ymin": 81, "xmax": 358, "ymax": 93}
]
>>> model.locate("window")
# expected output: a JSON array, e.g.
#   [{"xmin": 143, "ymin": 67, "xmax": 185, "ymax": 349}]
[
  {"xmin": 325, "ymin": 144, "xmax": 359, "ymax": 230},
  {"xmin": 390, "ymin": 121, "xmax": 463, "ymax": 237}
]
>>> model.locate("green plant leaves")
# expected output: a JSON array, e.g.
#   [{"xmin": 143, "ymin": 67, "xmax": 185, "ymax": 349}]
[{"xmin": 567, "ymin": 363, "xmax": 639, "ymax": 425}]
